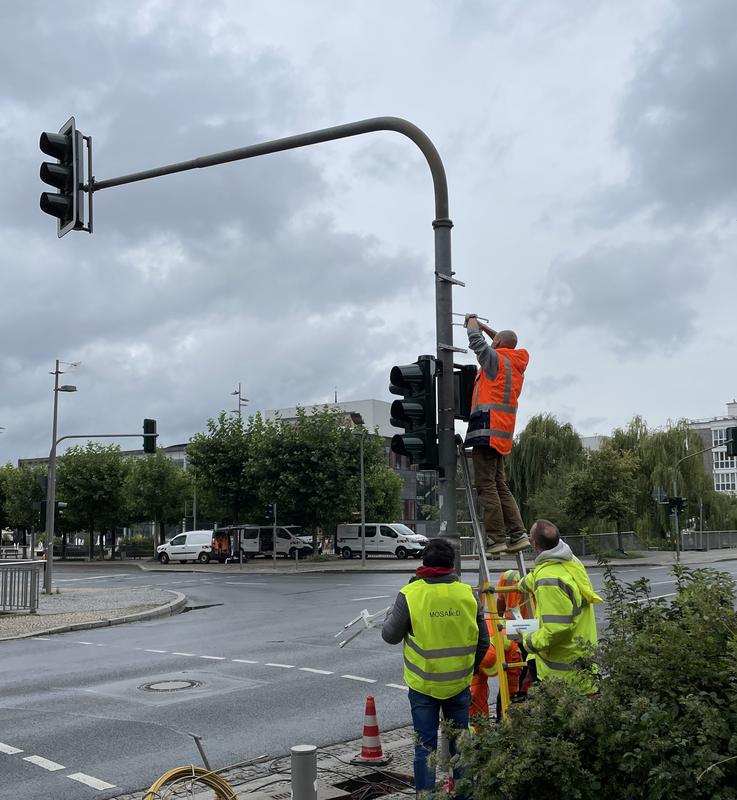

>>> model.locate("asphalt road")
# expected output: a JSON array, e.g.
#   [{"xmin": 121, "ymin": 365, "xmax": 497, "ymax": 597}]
[{"xmin": 2, "ymin": 558, "xmax": 736, "ymax": 800}]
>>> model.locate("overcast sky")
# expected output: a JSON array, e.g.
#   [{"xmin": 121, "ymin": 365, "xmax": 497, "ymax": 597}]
[{"xmin": 1, "ymin": 0, "xmax": 735, "ymax": 465}]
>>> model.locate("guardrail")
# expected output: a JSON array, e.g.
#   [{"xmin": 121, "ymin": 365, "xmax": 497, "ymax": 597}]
[
  {"xmin": 0, "ymin": 560, "xmax": 42, "ymax": 614},
  {"xmin": 680, "ymin": 530, "xmax": 737, "ymax": 551}
]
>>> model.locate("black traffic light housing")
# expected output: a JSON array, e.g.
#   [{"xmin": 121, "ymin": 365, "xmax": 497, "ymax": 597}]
[
  {"xmin": 389, "ymin": 354, "xmax": 439, "ymax": 470},
  {"xmin": 667, "ymin": 496, "xmax": 686, "ymax": 514},
  {"xmin": 264, "ymin": 503, "xmax": 275, "ymax": 522},
  {"xmin": 726, "ymin": 427, "xmax": 737, "ymax": 458},
  {"xmin": 453, "ymin": 363, "xmax": 477, "ymax": 421},
  {"xmin": 143, "ymin": 419, "xmax": 158, "ymax": 453},
  {"xmin": 39, "ymin": 117, "xmax": 84, "ymax": 237}
]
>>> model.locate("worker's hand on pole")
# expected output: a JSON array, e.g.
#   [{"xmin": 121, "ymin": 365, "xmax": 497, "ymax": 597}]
[{"xmin": 464, "ymin": 313, "xmax": 479, "ymax": 329}]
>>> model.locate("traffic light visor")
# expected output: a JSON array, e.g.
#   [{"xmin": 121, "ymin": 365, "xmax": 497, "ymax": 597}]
[
  {"xmin": 389, "ymin": 363, "xmax": 424, "ymax": 394},
  {"xmin": 40, "ymin": 131, "xmax": 71, "ymax": 160}
]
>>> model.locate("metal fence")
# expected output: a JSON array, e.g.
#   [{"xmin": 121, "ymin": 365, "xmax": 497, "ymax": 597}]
[
  {"xmin": 457, "ymin": 526, "xmax": 642, "ymax": 557},
  {"xmin": 0, "ymin": 560, "xmax": 42, "ymax": 614},
  {"xmin": 680, "ymin": 530, "xmax": 737, "ymax": 551}
]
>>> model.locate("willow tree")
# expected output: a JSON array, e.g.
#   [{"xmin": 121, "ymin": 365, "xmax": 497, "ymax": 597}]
[{"xmin": 508, "ymin": 414, "xmax": 585, "ymax": 525}]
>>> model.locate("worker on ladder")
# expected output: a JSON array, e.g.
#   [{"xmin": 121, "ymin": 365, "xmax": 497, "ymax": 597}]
[{"xmin": 463, "ymin": 314, "xmax": 530, "ymax": 556}]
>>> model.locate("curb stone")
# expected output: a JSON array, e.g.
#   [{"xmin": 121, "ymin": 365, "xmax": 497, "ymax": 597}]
[{"xmin": 0, "ymin": 591, "xmax": 187, "ymax": 642}]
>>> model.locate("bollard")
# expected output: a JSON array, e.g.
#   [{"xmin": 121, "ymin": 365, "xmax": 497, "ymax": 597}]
[{"xmin": 291, "ymin": 744, "xmax": 317, "ymax": 800}]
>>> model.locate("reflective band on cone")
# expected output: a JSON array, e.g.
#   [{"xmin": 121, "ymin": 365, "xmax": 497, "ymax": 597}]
[{"xmin": 351, "ymin": 696, "xmax": 393, "ymax": 766}]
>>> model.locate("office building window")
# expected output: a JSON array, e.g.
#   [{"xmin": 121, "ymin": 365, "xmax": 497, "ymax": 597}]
[
  {"xmin": 713, "ymin": 451, "xmax": 736, "ymax": 470},
  {"xmin": 712, "ymin": 428, "xmax": 726, "ymax": 447},
  {"xmin": 714, "ymin": 472, "xmax": 736, "ymax": 492}
]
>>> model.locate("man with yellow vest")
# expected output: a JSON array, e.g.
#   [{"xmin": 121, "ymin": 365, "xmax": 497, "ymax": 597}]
[
  {"xmin": 463, "ymin": 315, "xmax": 529, "ymax": 556},
  {"xmin": 382, "ymin": 538, "xmax": 489, "ymax": 797},
  {"xmin": 516, "ymin": 519, "xmax": 602, "ymax": 691}
]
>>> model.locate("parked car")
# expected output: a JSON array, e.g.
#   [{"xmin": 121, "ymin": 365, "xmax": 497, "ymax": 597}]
[
  {"xmin": 216, "ymin": 525, "xmax": 314, "ymax": 559},
  {"xmin": 287, "ymin": 526, "xmax": 323, "ymax": 554},
  {"xmin": 157, "ymin": 530, "xmax": 214, "ymax": 564},
  {"xmin": 336, "ymin": 523, "xmax": 426, "ymax": 559}
]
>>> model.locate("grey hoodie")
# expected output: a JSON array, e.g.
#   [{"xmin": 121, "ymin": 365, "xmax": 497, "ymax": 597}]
[{"xmin": 534, "ymin": 539, "xmax": 574, "ymax": 566}]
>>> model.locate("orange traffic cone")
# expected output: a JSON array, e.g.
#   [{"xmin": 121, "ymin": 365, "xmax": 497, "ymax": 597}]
[{"xmin": 351, "ymin": 695, "xmax": 393, "ymax": 766}]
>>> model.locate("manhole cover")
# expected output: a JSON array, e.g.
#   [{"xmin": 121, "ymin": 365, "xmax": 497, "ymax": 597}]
[{"xmin": 139, "ymin": 679, "xmax": 202, "ymax": 692}]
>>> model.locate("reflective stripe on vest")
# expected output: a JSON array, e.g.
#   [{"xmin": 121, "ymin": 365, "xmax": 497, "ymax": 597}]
[
  {"xmin": 466, "ymin": 347, "xmax": 529, "ymax": 455},
  {"xmin": 400, "ymin": 579, "xmax": 479, "ymax": 699}
]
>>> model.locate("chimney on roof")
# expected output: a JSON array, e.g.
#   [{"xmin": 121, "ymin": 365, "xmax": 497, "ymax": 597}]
[{"xmin": 727, "ymin": 400, "xmax": 737, "ymax": 418}]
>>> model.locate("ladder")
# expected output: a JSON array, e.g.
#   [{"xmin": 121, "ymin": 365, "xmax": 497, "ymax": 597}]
[{"xmin": 455, "ymin": 435, "xmax": 532, "ymax": 719}]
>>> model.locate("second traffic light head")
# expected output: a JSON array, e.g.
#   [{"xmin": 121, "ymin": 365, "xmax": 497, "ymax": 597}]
[
  {"xmin": 389, "ymin": 355, "xmax": 439, "ymax": 470},
  {"xmin": 39, "ymin": 117, "xmax": 84, "ymax": 237},
  {"xmin": 143, "ymin": 419, "xmax": 158, "ymax": 453}
]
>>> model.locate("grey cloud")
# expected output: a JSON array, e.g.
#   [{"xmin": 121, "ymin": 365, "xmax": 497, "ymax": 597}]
[
  {"xmin": 525, "ymin": 373, "xmax": 580, "ymax": 398},
  {"xmin": 538, "ymin": 238, "xmax": 709, "ymax": 353},
  {"xmin": 596, "ymin": 0, "xmax": 737, "ymax": 225}
]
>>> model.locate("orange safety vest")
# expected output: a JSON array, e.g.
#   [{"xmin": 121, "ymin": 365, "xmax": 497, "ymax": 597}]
[
  {"xmin": 466, "ymin": 347, "xmax": 529, "ymax": 455},
  {"xmin": 496, "ymin": 569, "xmax": 531, "ymax": 620}
]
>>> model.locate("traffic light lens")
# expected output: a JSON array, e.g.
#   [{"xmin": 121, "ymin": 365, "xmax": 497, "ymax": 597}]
[
  {"xmin": 39, "ymin": 131, "xmax": 71, "ymax": 160},
  {"xmin": 40, "ymin": 162, "xmax": 73, "ymax": 190},
  {"xmin": 40, "ymin": 192, "xmax": 73, "ymax": 220}
]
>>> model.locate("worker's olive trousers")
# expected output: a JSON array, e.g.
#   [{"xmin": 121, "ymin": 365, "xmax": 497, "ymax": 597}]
[{"xmin": 472, "ymin": 446, "xmax": 526, "ymax": 545}]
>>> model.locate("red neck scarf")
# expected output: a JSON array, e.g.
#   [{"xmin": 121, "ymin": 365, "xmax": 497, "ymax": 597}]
[{"xmin": 416, "ymin": 566, "xmax": 455, "ymax": 579}]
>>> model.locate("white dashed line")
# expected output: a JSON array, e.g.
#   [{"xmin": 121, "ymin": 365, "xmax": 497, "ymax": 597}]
[
  {"xmin": 649, "ymin": 580, "xmax": 676, "ymax": 586},
  {"xmin": 144, "ymin": 649, "xmax": 168, "ymax": 654},
  {"xmin": 23, "ymin": 755, "xmax": 65, "ymax": 771},
  {"xmin": 224, "ymin": 581, "xmax": 267, "ymax": 586},
  {"xmin": 75, "ymin": 641, "xmax": 95, "ymax": 645},
  {"xmin": 30, "ymin": 637, "xmax": 49, "ymax": 641},
  {"xmin": 200, "ymin": 655, "xmax": 226, "ymax": 661},
  {"xmin": 341, "ymin": 675, "xmax": 377, "ymax": 683},
  {"xmin": 299, "ymin": 667, "xmax": 333, "ymax": 675},
  {"xmin": 650, "ymin": 566, "xmax": 669, "ymax": 570},
  {"xmin": 232, "ymin": 659, "xmax": 259, "ymax": 664},
  {"xmin": 0, "ymin": 742, "xmax": 23, "ymax": 754},
  {"xmin": 350, "ymin": 595, "xmax": 391, "ymax": 602},
  {"xmin": 266, "ymin": 663, "xmax": 295, "ymax": 668},
  {"xmin": 67, "ymin": 772, "xmax": 116, "ymax": 790},
  {"xmin": 386, "ymin": 683, "xmax": 409, "ymax": 692},
  {"xmin": 172, "ymin": 652, "xmax": 197, "ymax": 657}
]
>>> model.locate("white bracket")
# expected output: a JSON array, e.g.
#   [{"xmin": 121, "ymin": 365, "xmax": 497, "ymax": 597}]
[{"xmin": 335, "ymin": 606, "xmax": 390, "ymax": 648}]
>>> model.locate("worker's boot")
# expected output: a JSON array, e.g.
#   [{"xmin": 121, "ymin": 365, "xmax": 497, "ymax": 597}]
[
  {"xmin": 487, "ymin": 539, "xmax": 507, "ymax": 556},
  {"xmin": 506, "ymin": 532, "xmax": 531, "ymax": 553}
]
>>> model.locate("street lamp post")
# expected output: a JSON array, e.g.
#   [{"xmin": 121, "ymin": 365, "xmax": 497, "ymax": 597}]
[
  {"xmin": 231, "ymin": 383, "xmax": 249, "ymax": 419},
  {"xmin": 349, "ymin": 413, "xmax": 367, "ymax": 568},
  {"xmin": 44, "ymin": 360, "xmax": 77, "ymax": 594}
]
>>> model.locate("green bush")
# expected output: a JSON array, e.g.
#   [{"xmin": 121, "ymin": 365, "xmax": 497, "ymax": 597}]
[{"xmin": 457, "ymin": 566, "xmax": 737, "ymax": 800}]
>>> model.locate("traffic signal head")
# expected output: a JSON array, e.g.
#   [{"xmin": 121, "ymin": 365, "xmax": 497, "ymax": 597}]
[
  {"xmin": 453, "ymin": 363, "xmax": 477, "ymax": 421},
  {"xmin": 39, "ymin": 117, "xmax": 83, "ymax": 237},
  {"xmin": 726, "ymin": 427, "xmax": 737, "ymax": 458},
  {"xmin": 143, "ymin": 419, "xmax": 157, "ymax": 453},
  {"xmin": 389, "ymin": 355, "xmax": 439, "ymax": 470},
  {"xmin": 265, "ymin": 503, "xmax": 274, "ymax": 521}
]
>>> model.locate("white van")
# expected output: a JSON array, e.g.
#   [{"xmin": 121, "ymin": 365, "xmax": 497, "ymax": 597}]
[
  {"xmin": 231, "ymin": 525, "xmax": 313, "ymax": 559},
  {"xmin": 336, "ymin": 523, "xmax": 427, "ymax": 560},
  {"xmin": 157, "ymin": 530, "xmax": 214, "ymax": 564}
]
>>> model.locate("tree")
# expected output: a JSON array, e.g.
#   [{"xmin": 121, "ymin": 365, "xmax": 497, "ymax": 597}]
[
  {"xmin": 187, "ymin": 412, "xmax": 258, "ymax": 524},
  {"xmin": 508, "ymin": 414, "xmax": 585, "ymax": 526},
  {"xmin": 0, "ymin": 464, "xmax": 11, "ymax": 531},
  {"xmin": 124, "ymin": 451, "xmax": 190, "ymax": 545},
  {"xmin": 2, "ymin": 464, "xmax": 45, "ymax": 535},
  {"xmin": 564, "ymin": 443, "xmax": 640, "ymax": 551},
  {"xmin": 56, "ymin": 443, "xmax": 130, "ymax": 559}
]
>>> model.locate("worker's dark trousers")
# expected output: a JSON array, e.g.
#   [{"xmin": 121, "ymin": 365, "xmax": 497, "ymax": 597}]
[{"xmin": 472, "ymin": 446, "xmax": 526, "ymax": 545}]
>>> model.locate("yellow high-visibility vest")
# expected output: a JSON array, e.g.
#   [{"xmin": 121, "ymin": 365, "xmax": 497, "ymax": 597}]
[{"xmin": 401, "ymin": 579, "xmax": 479, "ymax": 699}]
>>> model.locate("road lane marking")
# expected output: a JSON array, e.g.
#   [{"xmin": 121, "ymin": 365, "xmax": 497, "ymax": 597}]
[
  {"xmin": 386, "ymin": 683, "xmax": 409, "ymax": 692},
  {"xmin": 299, "ymin": 668, "xmax": 333, "ymax": 675},
  {"xmin": 145, "ymin": 649, "xmax": 168, "ymax": 654},
  {"xmin": 30, "ymin": 637, "xmax": 49, "ymax": 641},
  {"xmin": 650, "ymin": 580, "xmax": 676, "ymax": 586},
  {"xmin": 650, "ymin": 566, "xmax": 669, "ymax": 570},
  {"xmin": 172, "ymin": 652, "xmax": 197, "ymax": 657},
  {"xmin": 200, "ymin": 655, "xmax": 226, "ymax": 661},
  {"xmin": 232, "ymin": 659, "xmax": 259, "ymax": 664},
  {"xmin": 635, "ymin": 592, "xmax": 677, "ymax": 603},
  {"xmin": 341, "ymin": 675, "xmax": 377, "ymax": 683},
  {"xmin": 56, "ymin": 575, "xmax": 120, "ymax": 582},
  {"xmin": 266, "ymin": 663, "xmax": 295, "ymax": 668},
  {"xmin": 0, "ymin": 742, "xmax": 23, "ymax": 754},
  {"xmin": 224, "ymin": 581, "xmax": 267, "ymax": 585},
  {"xmin": 75, "ymin": 641, "xmax": 95, "ymax": 645},
  {"xmin": 67, "ymin": 772, "xmax": 117, "ymax": 790},
  {"xmin": 350, "ymin": 595, "xmax": 391, "ymax": 602},
  {"xmin": 23, "ymin": 755, "xmax": 65, "ymax": 771}
]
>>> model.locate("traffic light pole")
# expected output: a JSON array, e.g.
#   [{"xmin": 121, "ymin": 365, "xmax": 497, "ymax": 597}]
[
  {"xmin": 43, "ymin": 431, "xmax": 158, "ymax": 592},
  {"xmin": 87, "ymin": 116, "xmax": 461, "ymax": 568}
]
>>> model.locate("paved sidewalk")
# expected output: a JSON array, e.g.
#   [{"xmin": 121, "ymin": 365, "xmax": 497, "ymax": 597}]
[
  {"xmin": 109, "ymin": 723, "xmax": 417, "ymax": 800},
  {"xmin": 57, "ymin": 546, "xmax": 737, "ymax": 576},
  {"xmin": 0, "ymin": 586, "xmax": 186, "ymax": 641}
]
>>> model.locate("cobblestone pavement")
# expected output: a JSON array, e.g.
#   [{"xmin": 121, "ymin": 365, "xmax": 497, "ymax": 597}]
[
  {"xmin": 108, "ymin": 724, "xmax": 417, "ymax": 800},
  {"xmin": 0, "ymin": 586, "xmax": 183, "ymax": 640}
]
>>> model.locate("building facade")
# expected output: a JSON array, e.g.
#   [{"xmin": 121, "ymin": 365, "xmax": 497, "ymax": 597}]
[{"xmin": 688, "ymin": 401, "xmax": 737, "ymax": 495}]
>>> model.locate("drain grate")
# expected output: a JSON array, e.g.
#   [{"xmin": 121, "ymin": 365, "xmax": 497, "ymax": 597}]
[
  {"xmin": 333, "ymin": 770, "xmax": 413, "ymax": 800},
  {"xmin": 139, "ymin": 679, "xmax": 202, "ymax": 693}
]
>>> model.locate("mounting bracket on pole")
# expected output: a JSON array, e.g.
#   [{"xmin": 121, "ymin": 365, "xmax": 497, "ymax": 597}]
[
  {"xmin": 439, "ymin": 343, "xmax": 467, "ymax": 353},
  {"xmin": 435, "ymin": 271, "xmax": 465, "ymax": 287}
]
